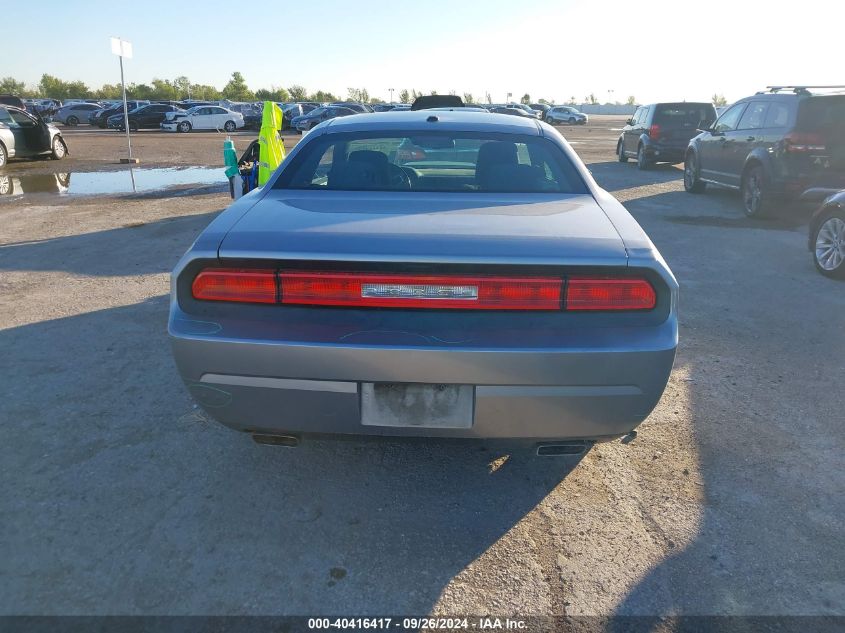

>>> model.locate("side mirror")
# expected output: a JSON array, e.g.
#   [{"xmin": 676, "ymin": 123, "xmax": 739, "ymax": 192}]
[{"xmin": 626, "ymin": 118, "xmax": 634, "ymax": 125}]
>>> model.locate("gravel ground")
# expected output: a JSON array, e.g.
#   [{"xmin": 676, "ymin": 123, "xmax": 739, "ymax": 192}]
[{"xmin": 1, "ymin": 117, "xmax": 842, "ymax": 619}]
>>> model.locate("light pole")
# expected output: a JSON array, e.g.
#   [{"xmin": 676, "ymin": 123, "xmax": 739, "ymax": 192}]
[
  {"xmin": 110, "ymin": 37, "xmax": 138, "ymax": 164},
  {"xmin": 389, "ymin": 88, "xmax": 394, "ymax": 104},
  {"xmin": 506, "ymin": 92, "xmax": 512, "ymax": 103}
]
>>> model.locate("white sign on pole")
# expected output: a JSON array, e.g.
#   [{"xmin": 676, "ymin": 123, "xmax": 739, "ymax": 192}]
[{"xmin": 110, "ymin": 37, "xmax": 133, "ymax": 59}]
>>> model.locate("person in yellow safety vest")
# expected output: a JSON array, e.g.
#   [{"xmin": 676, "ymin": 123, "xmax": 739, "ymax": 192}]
[{"xmin": 258, "ymin": 101, "xmax": 286, "ymax": 186}]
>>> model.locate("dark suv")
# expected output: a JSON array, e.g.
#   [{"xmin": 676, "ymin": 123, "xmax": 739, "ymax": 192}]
[
  {"xmin": 684, "ymin": 86, "xmax": 845, "ymax": 217},
  {"xmin": 618, "ymin": 102, "xmax": 716, "ymax": 169}
]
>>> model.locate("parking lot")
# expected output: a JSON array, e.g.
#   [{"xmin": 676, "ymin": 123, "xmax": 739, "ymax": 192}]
[{"xmin": 1, "ymin": 117, "xmax": 842, "ymax": 618}]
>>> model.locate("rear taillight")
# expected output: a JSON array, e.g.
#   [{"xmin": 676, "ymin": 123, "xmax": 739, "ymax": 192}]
[
  {"xmin": 279, "ymin": 272, "xmax": 562, "ymax": 310},
  {"xmin": 784, "ymin": 132, "xmax": 826, "ymax": 153},
  {"xmin": 565, "ymin": 277, "xmax": 656, "ymax": 311},
  {"xmin": 190, "ymin": 269, "xmax": 657, "ymax": 311},
  {"xmin": 191, "ymin": 268, "xmax": 277, "ymax": 304},
  {"xmin": 648, "ymin": 124, "xmax": 661, "ymax": 140}
]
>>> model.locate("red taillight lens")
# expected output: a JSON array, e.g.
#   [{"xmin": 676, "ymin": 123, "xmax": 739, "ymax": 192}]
[
  {"xmin": 191, "ymin": 268, "xmax": 277, "ymax": 303},
  {"xmin": 279, "ymin": 272, "xmax": 562, "ymax": 310},
  {"xmin": 784, "ymin": 132, "xmax": 826, "ymax": 153},
  {"xmin": 648, "ymin": 124, "xmax": 661, "ymax": 140},
  {"xmin": 565, "ymin": 277, "xmax": 656, "ymax": 311}
]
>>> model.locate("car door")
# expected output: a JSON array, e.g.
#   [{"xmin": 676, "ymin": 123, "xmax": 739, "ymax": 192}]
[
  {"xmin": 698, "ymin": 102, "xmax": 747, "ymax": 184},
  {"xmin": 7, "ymin": 108, "xmax": 50, "ymax": 155},
  {"xmin": 624, "ymin": 107, "xmax": 644, "ymax": 154},
  {"xmin": 733, "ymin": 101, "xmax": 770, "ymax": 174},
  {"xmin": 191, "ymin": 107, "xmax": 212, "ymax": 129},
  {"xmin": 143, "ymin": 105, "xmax": 166, "ymax": 128},
  {"xmin": 210, "ymin": 107, "xmax": 229, "ymax": 128}
]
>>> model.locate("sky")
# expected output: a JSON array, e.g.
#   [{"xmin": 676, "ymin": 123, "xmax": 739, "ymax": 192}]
[{"xmin": 4, "ymin": 0, "xmax": 843, "ymax": 104}]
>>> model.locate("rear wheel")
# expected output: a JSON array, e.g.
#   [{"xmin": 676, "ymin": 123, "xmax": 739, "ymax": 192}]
[
  {"xmin": 178, "ymin": 121, "xmax": 192, "ymax": 133},
  {"xmin": 812, "ymin": 212, "xmax": 845, "ymax": 279},
  {"xmin": 223, "ymin": 120, "xmax": 236, "ymax": 132},
  {"xmin": 0, "ymin": 142, "xmax": 7, "ymax": 167},
  {"xmin": 66, "ymin": 115, "xmax": 79, "ymax": 126},
  {"xmin": 51, "ymin": 136, "xmax": 67, "ymax": 160},
  {"xmin": 637, "ymin": 145, "xmax": 650, "ymax": 170},
  {"xmin": 741, "ymin": 165, "xmax": 773, "ymax": 217},
  {"xmin": 683, "ymin": 153, "xmax": 706, "ymax": 193},
  {"xmin": 617, "ymin": 140, "xmax": 628, "ymax": 163}
]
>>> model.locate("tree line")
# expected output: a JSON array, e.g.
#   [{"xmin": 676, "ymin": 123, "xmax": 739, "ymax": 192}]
[{"xmin": 4, "ymin": 73, "xmax": 694, "ymax": 107}]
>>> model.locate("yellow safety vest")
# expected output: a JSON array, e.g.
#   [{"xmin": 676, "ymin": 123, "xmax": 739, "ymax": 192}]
[{"xmin": 258, "ymin": 101, "xmax": 286, "ymax": 186}]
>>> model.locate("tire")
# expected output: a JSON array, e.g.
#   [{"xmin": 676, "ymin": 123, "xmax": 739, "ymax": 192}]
[
  {"xmin": 683, "ymin": 153, "xmax": 706, "ymax": 193},
  {"xmin": 637, "ymin": 145, "xmax": 650, "ymax": 170},
  {"xmin": 547, "ymin": 117, "xmax": 555, "ymax": 126},
  {"xmin": 812, "ymin": 211, "xmax": 845, "ymax": 279},
  {"xmin": 568, "ymin": 117, "xmax": 576, "ymax": 125},
  {"xmin": 0, "ymin": 142, "xmax": 7, "ymax": 167},
  {"xmin": 741, "ymin": 164, "xmax": 774, "ymax": 218},
  {"xmin": 178, "ymin": 121, "xmax": 192, "ymax": 133},
  {"xmin": 223, "ymin": 120, "xmax": 236, "ymax": 132},
  {"xmin": 617, "ymin": 140, "xmax": 628, "ymax": 163},
  {"xmin": 50, "ymin": 136, "xmax": 67, "ymax": 160},
  {"xmin": 66, "ymin": 116, "xmax": 79, "ymax": 126}
]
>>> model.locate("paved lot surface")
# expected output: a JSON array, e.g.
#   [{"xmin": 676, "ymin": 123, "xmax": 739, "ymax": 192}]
[{"xmin": 1, "ymin": 117, "xmax": 843, "ymax": 617}]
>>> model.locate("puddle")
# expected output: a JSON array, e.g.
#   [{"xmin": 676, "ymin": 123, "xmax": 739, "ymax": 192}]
[{"xmin": 0, "ymin": 167, "xmax": 226, "ymax": 198}]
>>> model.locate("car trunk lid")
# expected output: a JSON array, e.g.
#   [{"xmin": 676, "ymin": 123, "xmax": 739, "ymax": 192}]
[{"xmin": 218, "ymin": 191, "xmax": 629, "ymax": 266}]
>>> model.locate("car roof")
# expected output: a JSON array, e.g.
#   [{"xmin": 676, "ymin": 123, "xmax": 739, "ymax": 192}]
[{"xmin": 323, "ymin": 110, "xmax": 540, "ymax": 135}]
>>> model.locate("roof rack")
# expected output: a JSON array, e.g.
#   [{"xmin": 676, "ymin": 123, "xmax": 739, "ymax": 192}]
[{"xmin": 759, "ymin": 85, "xmax": 845, "ymax": 95}]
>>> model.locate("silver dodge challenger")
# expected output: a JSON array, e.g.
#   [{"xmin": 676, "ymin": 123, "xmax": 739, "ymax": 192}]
[{"xmin": 169, "ymin": 110, "xmax": 678, "ymax": 449}]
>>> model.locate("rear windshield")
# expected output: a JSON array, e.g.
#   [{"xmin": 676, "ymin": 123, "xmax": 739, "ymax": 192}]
[
  {"xmin": 275, "ymin": 132, "xmax": 589, "ymax": 194},
  {"xmin": 653, "ymin": 103, "xmax": 716, "ymax": 127},
  {"xmin": 797, "ymin": 96, "xmax": 845, "ymax": 137}
]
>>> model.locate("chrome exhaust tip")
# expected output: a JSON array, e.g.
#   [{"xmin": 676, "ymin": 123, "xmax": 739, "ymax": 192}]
[
  {"xmin": 252, "ymin": 433, "xmax": 300, "ymax": 447},
  {"xmin": 535, "ymin": 441, "xmax": 590, "ymax": 457}
]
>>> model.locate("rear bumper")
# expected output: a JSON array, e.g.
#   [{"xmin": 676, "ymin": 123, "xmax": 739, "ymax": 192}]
[
  {"xmin": 642, "ymin": 143, "xmax": 686, "ymax": 163},
  {"xmin": 169, "ymin": 318, "xmax": 677, "ymax": 440}
]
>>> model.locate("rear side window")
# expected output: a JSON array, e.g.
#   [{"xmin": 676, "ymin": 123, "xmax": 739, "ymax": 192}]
[
  {"xmin": 654, "ymin": 103, "xmax": 716, "ymax": 128},
  {"xmin": 764, "ymin": 102, "xmax": 791, "ymax": 128},
  {"xmin": 276, "ymin": 132, "xmax": 589, "ymax": 194},
  {"xmin": 737, "ymin": 102, "xmax": 769, "ymax": 130},
  {"xmin": 796, "ymin": 96, "xmax": 845, "ymax": 136}
]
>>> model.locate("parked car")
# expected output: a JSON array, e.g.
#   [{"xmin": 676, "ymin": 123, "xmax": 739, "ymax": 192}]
[
  {"xmin": 530, "ymin": 103, "xmax": 551, "ymax": 119},
  {"xmin": 329, "ymin": 102, "xmax": 373, "ymax": 113},
  {"xmin": 618, "ymin": 102, "xmax": 716, "ymax": 170},
  {"xmin": 169, "ymin": 110, "xmax": 678, "ymax": 450},
  {"xmin": 502, "ymin": 103, "xmax": 539, "ymax": 118},
  {"xmin": 292, "ymin": 105, "xmax": 357, "ymax": 132},
  {"xmin": 54, "ymin": 102, "xmax": 102, "ymax": 126},
  {"xmin": 684, "ymin": 87, "xmax": 845, "ymax": 217},
  {"xmin": 161, "ymin": 105, "xmax": 245, "ymax": 132},
  {"xmin": 0, "ymin": 105, "xmax": 68, "ymax": 167},
  {"xmin": 282, "ymin": 103, "xmax": 320, "ymax": 129},
  {"xmin": 807, "ymin": 189, "xmax": 845, "ymax": 278},
  {"xmin": 89, "ymin": 101, "xmax": 149, "ymax": 128},
  {"xmin": 108, "ymin": 104, "xmax": 184, "ymax": 131},
  {"xmin": 488, "ymin": 106, "xmax": 535, "ymax": 118},
  {"xmin": 546, "ymin": 106, "xmax": 588, "ymax": 125}
]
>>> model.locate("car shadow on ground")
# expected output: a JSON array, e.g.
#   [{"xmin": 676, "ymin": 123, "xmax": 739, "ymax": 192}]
[
  {"xmin": 0, "ymin": 211, "xmax": 220, "ymax": 277},
  {"xmin": 602, "ymin": 182, "xmax": 843, "ymax": 627},
  {"xmin": 588, "ymin": 161, "xmax": 684, "ymax": 192},
  {"xmin": 1, "ymin": 296, "xmax": 584, "ymax": 613}
]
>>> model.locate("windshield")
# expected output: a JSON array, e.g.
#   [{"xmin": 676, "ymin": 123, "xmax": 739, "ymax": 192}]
[{"xmin": 275, "ymin": 132, "xmax": 588, "ymax": 194}]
